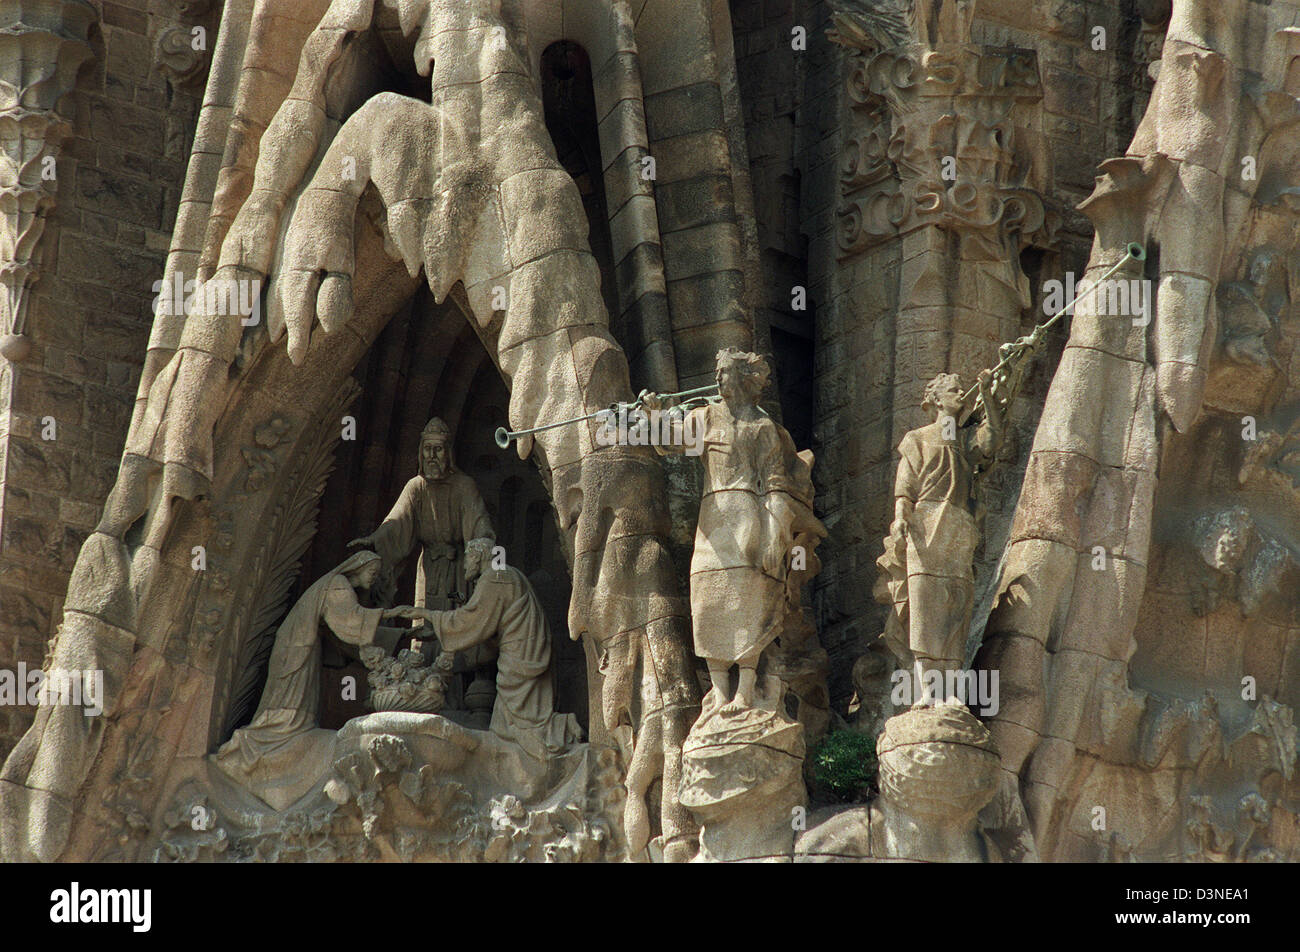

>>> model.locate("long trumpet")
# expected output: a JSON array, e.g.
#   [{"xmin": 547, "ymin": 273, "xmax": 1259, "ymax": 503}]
[
  {"xmin": 494, "ymin": 383, "xmax": 721, "ymax": 449},
  {"xmin": 962, "ymin": 241, "xmax": 1146, "ymax": 404}
]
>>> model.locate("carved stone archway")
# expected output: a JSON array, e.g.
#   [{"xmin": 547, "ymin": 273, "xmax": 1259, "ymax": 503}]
[{"xmin": 1, "ymin": 0, "xmax": 699, "ymax": 864}]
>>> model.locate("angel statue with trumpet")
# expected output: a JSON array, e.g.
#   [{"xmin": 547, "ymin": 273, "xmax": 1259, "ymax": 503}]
[
  {"xmin": 874, "ymin": 334, "xmax": 1035, "ymax": 706},
  {"xmin": 875, "ymin": 243, "xmax": 1146, "ymax": 706},
  {"xmin": 642, "ymin": 348, "xmax": 824, "ymax": 716}
]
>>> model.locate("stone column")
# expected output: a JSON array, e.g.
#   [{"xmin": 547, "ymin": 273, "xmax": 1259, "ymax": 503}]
[
  {"xmin": 0, "ymin": 0, "xmax": 94, "ymax": 765},
  {"xmin": 830, "ymin": 4, "xmax": 1053, "ymax": 443}
]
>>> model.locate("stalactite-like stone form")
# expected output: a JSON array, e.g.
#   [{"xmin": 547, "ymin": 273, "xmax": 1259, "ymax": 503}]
[{"xmin": 978, "ymin": 0, "xmax": 1300, "ymax": 862}]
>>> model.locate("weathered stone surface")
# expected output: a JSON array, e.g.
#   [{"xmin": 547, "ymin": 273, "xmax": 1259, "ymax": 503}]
[
  {"xmin": 4, "ymin": 0, "xmax": 1300, "ymax": 870},
  {"xmin": 680, "ymin": 678, "xmax": 806, "ymax": 862}
]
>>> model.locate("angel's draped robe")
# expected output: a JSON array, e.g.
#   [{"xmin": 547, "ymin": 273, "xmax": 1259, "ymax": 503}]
[
  {"xmin": 877, "ymin": 417, "xmax": 995, "ymax": 668},
  {"xmin": 368, "ymin": 471, "xmax": 494, "ymax": 611},
  {"xmin": 214, "ymin": 566, "xmax": 400, "ymax": 810},
  {"xmin": 656, "ymin": 400, "xmax": 822, "ymax": 666},
  {"xmin": 427, "ymin": 565, "xmax": 581, "ymax": 761}
]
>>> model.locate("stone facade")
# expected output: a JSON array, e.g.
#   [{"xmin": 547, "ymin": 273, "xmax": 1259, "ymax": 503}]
[
  {"xmin": 0, "ymin": 0, "xmax": 212, "ymax": 760},
  {"xmin": 1, "ymin": 0, "xmax": 1299, "ymax": 865}
]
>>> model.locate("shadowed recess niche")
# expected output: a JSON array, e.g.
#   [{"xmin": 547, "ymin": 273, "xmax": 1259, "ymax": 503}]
[
  {"xmin": 233, "ymin": 284, "xmax": 584, "ymax": 739},
  {"xmin": 214, "ymin": 27, "xmax": 618, "ymax": 749}
]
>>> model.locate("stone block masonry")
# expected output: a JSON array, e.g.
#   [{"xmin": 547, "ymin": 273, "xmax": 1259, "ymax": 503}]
[{"xmin": 0, "ymin": 0, "xmax": 208, "ymax": 761}]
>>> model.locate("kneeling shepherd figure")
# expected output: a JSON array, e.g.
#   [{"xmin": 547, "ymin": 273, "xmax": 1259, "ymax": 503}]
[{"xmin": 215, "ymin": 550, "xmax": 407, "ymax": 809}]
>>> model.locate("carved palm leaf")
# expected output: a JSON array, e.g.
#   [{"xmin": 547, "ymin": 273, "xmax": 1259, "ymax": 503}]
[
  {"xmin": 222, "ymin": 380, "xmax": 361, "ymax": 737},
  {"xmin": 827, "ymin": 0, "xmax": 913, "ymax": 50}
]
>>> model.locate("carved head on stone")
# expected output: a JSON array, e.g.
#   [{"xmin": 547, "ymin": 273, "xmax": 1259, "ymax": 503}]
[
  {"xmin": 922, "ymin": 373, "xmax": 966, "ymax": 422},
  {"xmin": 419, "ymin": 417, "xmax": 454, "ymax": 481},
  {"xmin": 715, "ymin": 348, "xmax": 770, "ymax": 410},
  {"xmin": 464, "ymin": 537, "xmax": 495, "ymax": 582},
  {"xmin": 342, "ymin": 550, "xmax": 383, "ymax": 590},
  {"xmin": 1196, "ymin": 506, "xmax": 1253, "ymax": 575}
]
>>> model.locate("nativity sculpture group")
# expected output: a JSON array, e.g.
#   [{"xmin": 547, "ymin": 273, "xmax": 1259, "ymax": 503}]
[{"xmin": 214, "ymin": 416, "xmax": 580, "ymax": 813}]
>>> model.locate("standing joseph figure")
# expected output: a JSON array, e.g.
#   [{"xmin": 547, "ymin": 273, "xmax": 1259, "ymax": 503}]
[{"xmin": 351, "ymin": 417, "xmax": 494, "ymax": 613}]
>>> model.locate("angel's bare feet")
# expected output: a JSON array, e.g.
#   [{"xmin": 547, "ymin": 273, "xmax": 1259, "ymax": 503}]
[
  {"xmin": 720, "ymin": 696, "xmax": 748, "ymax": 716},
  {"xmin": 722, "ymin": 679, "xmax": 755, "ymax": 715},
  {"xmin": 727, "ymin": 666, "xmax": 757, "ymax": 714},
  {"xmin": 706, "ymin": 662, "xmax": 731, "ymax": 712}
]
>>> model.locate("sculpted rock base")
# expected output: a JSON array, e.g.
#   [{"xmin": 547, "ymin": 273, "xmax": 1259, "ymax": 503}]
[
  {"xmin": 680, "ymin": 676, "xmax": 806, "ymax": 862},
  {"xmin": 796, "ymin": 703, "xmax": 1000, "ymax": 862},
  {"xmin": 155, "ymin": 713, "xmax": 623, "ymax": 863}
]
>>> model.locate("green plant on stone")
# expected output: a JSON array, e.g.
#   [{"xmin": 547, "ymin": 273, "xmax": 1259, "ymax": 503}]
[{"xmin": 810, "ymin": 730, "xmax": 878, "ymax": 802}]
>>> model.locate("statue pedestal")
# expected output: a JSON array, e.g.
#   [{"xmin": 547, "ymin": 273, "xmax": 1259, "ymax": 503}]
[
  {"xmin": 680, "ymin": 677, "xmax": 806, "ymax": 862},
  {"xmin": 795, "ymin": 702, "xmax": 1001, "ymax": 862},
  {"xmin": 875, "ymin": 703, "xmax": 1000, "ymax": 861}
]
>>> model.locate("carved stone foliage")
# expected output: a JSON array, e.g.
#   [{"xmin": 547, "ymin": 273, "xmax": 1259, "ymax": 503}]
[
  {"xmin": 220, "ymin": 384, "xmax": 360, "ymax": 741},
  {"xmin": 829, "ymin": 0, "xmax": 1054, "ymax": 448},
  {"xmin": 361, "ymin": 645, "xmax": 448, "ymax": 713},
  {"xmin": 154, "ymin": 717, "xmax": 626, "ymax": 864},
  {"xmin": 74, "ymin": 391, "xmax": 360, "ymax": 863},
  {"xmin": 0, "ymin": 0, "xmax": 94, "ymax": 362},
  {"xmin": 150, "ymin": 0, "xmax": 214, "ymax": 89},
  {"xmin": 829, "ymin": 9, "xmax": 1052, "ymax": 263},
  {"xmin": 1092, "ymin": 694, "xmax": 1297, "ymax": 862}
]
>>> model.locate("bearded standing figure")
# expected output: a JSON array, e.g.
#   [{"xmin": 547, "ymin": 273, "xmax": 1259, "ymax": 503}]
[{"xmin": 352, "ymin": 417, "xmax": 494, "ymax": 613}]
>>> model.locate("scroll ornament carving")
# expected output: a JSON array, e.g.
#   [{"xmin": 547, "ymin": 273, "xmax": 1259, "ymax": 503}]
[
  {"xmin": 0, "ymin": 0, "xmax": 95, "ymax": 362},
  {"xmin": 151, "ymin": 0, "xmax": 213, "ymax": 89},
  {"xmin": 831, "ymin": 15, "xmax": 1051, "ymax": 259}
]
